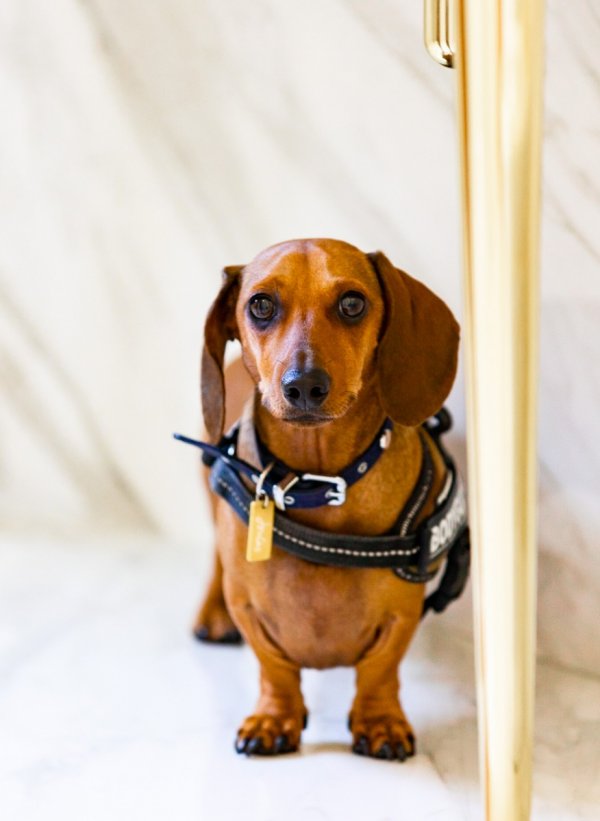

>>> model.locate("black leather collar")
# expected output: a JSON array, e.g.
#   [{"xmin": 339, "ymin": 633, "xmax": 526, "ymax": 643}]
[{"xmin": 174, "ymin": 417, "xmax": 394, "ymax": 511}]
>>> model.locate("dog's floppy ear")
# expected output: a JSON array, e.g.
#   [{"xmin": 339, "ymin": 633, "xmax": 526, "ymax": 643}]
[
  {"xmin": 201, "ymin": 265, "xmax": 243, "ymax": 443},
  {"xmin": 368, "ymin": 251, "xmax": 459, "ymax": 427}
]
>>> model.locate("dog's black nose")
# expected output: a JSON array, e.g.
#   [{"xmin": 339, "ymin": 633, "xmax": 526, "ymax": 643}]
[{"xmin": 281, "ymin": 368, "xmax": 331, "ymax": 409}]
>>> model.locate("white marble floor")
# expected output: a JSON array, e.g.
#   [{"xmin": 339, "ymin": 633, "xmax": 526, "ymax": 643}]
[{"xmin": 1, "ymin": 536, "xmax": 598, "ymax": 821}]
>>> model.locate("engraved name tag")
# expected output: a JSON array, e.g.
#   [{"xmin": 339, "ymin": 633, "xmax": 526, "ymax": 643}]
[{"xmin": 246, "ymin": 499, "xmax": 275, "ymax": 562}]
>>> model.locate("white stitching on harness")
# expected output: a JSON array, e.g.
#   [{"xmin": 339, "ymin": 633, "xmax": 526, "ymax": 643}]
[
  {"xmin": 399, "ymin": 463, "xmax": 433, "ymax": 536},
  {"xmin": 216, "ymin": 477, "xmax": 250, "ymax": 516},
  {"xmin": 215, "ymin": 476, "xmax": 420, "ymax": 558}
]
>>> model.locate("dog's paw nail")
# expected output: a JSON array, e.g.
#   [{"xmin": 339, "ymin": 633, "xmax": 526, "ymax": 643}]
[
  {"xmin": 406, "ymin": 733, "xmax": 416, "ymax": 754},
  {"xmin": 274, "ymin": 734, "xmax": 289, "ymax": 753},
  {"xmin": 375, "ymin": 742, "xmax": 394, "ymax": 760},
  {"xmin": 235, "ymin": 737, "xmax": 249, "ymax": 754},
  {"xmin": 219, "ymin": 629, "xmax": 243, "ymax": 644},
  {"xmin": 352, "ymin": 736, "xmax": 369, "ymax": 756},
  {"xmin": 395, "ymin": 742, "xmax": 407, "ymax": 762},
  {"xmin": 302, "ymin": 713, "xmax": 309, "ymax": 730},
  {"xmin": 245, "ymin": 737, "xmax": 262, "ymax": 756},
  {"xmin": 194, "ymin": 625, "xmax": 243, "ymax": 644}
]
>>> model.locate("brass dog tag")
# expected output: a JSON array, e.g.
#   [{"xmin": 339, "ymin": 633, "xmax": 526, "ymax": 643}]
[{"xmin": 246, "ymin": 498, "xmax": 275, "ymax": 562}]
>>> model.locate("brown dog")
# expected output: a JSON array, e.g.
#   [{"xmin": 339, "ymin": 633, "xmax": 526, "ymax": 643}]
[{"xmin": 193, "ymin": 238, "xmax": 459, "ymax": 760}]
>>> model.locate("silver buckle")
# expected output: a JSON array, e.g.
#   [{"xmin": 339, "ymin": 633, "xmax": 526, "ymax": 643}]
[{"xmin": 301, "ymin": 473, "xmax": 348, "ymax": 506}]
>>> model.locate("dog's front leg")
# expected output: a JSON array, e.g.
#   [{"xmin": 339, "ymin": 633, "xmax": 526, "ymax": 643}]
[
  {"xmin": 349, "ymin": 605, "xmax": 422, "ymax": 761},
  {"xmin": 230, "ymin": 605, "xmax": 307, "ymax": 756}
]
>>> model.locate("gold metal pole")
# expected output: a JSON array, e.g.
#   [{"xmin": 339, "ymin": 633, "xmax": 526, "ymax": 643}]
[{"xmin": 425, "ymin": 1, "xmax": 544, "ymax": 818}]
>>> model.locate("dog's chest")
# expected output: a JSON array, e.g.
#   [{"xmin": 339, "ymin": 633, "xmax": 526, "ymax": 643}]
[
  {"xmin": 248, "ymin": 554, "xmax": 407, "ymax": 668},
  {"xmin": 222, "ymin": 506, "xmax": 423, "ymax": 669},
  {"xmin": 222, "ymin": 420, "xmax": 427, "ymax": 666}
]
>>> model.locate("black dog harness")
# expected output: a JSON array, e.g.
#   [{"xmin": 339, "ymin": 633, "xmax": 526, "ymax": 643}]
[{"xmin": 174, "ymin": 408, "xmax": 470, "ymax": 617}]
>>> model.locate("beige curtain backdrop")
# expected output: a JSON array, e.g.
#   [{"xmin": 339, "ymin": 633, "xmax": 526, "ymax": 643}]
[{"xmin": 1, "ymin": 0, "xmax": 598, "ymax": 676}]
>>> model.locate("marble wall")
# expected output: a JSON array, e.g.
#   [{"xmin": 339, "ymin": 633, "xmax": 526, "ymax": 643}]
[{"xmin": 1, "ymin": 1, "xmax": 598, "ymax": 675}]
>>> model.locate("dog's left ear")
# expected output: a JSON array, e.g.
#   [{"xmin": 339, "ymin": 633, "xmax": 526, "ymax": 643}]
[
  {"xmin": 368, "ymin": 251, "xmax": 460, "ymax": 427},
  {"xmin": 201, "ymin": 265, "xmax": 243, "ymax": 443}
]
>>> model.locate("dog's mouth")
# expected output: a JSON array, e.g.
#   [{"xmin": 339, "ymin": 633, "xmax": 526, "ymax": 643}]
[{"xmin": 281, "ymin": 412, "xmax": 335, "ymax": 427}]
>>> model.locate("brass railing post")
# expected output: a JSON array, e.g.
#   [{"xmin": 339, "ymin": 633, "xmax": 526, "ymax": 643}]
[{"xmin": 425, "ymin": 1, "xmax": 544, "ymax": 818}]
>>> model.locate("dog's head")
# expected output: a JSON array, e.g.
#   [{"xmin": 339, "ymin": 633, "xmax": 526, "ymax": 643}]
[{"xmin": 202, "ymin": 239, "xmax": 459, "ymax": 442}]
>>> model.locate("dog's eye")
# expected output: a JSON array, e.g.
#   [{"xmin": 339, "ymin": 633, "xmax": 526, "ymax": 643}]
[
  {"xmin": 249, "ymin": 294, "xmax": 276, "ymax": 322},
  {"xmin": 339, "ymin": 291, "xmax": 366, "ymax": 320}
]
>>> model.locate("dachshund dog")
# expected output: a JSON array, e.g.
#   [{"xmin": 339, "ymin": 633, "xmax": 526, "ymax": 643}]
[{"xmin": 193, "ymin": 238, "xmax": 459, "ymax": 760}]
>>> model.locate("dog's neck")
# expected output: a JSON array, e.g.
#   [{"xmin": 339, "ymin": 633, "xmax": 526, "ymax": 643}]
[{"xmin": 253, "ymin": 379, "xmax": 390, "ymax": 476}]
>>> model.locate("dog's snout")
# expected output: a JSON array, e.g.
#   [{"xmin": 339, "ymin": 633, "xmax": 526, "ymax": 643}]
[{"xmin": 281, "ymin": 367, "xmax": 331, "ymax": 410}]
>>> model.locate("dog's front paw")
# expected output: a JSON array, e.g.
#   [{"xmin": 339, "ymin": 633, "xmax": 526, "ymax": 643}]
[
  {"xmin": 234, "ymin": 712, "xmax": 306, "ymax": 756},
  {"xmin": 349, "ymin": 711, "xmax": 415, "ymax": 761}
]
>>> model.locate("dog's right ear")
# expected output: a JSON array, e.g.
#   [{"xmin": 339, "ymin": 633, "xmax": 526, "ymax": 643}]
[{"xmin": 201, "ymin": 265, "xmax": 243, "ymax": 443}]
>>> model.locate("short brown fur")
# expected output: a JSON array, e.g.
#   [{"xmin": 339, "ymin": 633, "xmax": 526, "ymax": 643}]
[{"xmin": 194, "ymin": 238, "xmax": 459, "ymax": 759}]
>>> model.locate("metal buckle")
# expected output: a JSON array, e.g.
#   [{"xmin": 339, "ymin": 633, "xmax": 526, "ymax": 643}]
[
  {"xmin": 272, "ymin": 474, "xmax": 300, "ymax": 511},
  {"xmin": 301, "ymin": 473, "xmax": 348, "ymax": 506}
]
